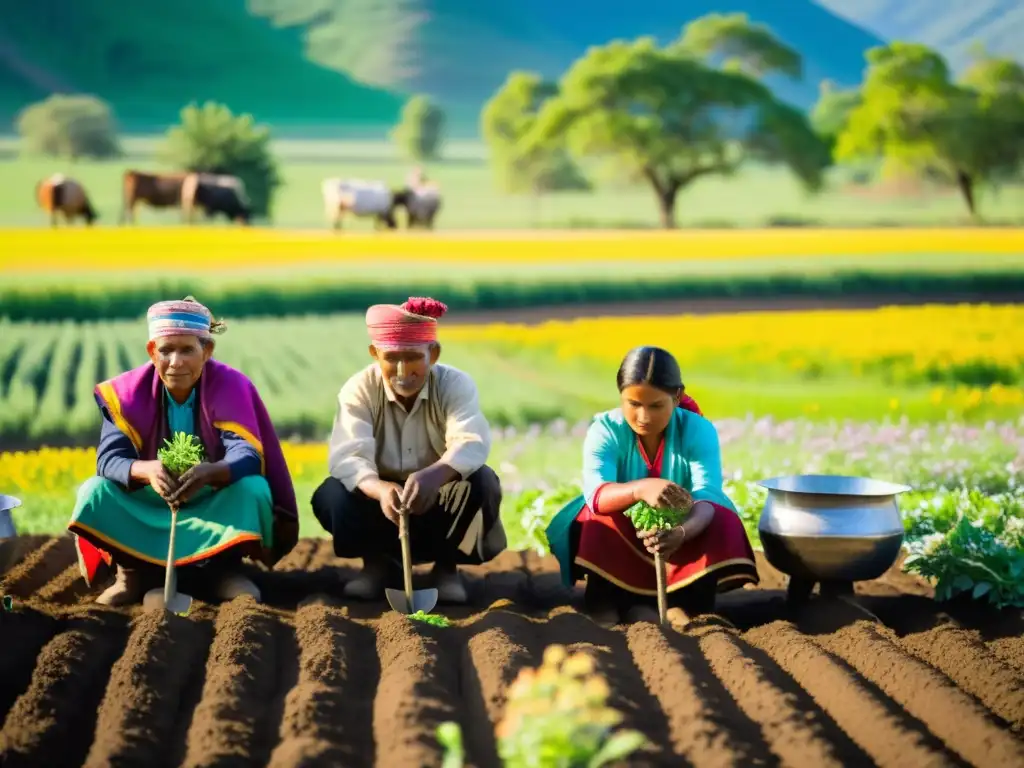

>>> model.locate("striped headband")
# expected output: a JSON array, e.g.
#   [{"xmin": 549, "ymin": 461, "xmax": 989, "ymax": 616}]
[{"xmin": 147, "ymin": 298, "xmax": 213, "ymax": 340}]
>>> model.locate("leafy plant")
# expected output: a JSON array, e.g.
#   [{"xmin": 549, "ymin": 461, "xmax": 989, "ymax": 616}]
[
  {"xmin": 513, "ymin": 483, "xmax": 583, "ymax": 554},
  {"xmin": 408, "ymin": 610, "xmax": 450, "ymax": 627},
  {"xmin": 157, "ymin": 432, "xmax": 205, "ymax": 476},
  {"xmin": 903, "ymin": 491, "xmax": 1024, "ymax": 609},
  {"xmin": 437, "ymin": 644, "xmax": 647, "ymax": 767},
  {"xmin": 623, "ymin": 500, "xmax": 686, "ymax": 532},
  {"xmin": 2, "ymin": 595, "xmax": 13, "ymax": 612}
]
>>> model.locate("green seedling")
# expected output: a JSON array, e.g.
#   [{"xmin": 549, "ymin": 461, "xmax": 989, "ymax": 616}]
[
  {"xmin": 157, "ymin": 432, "xmax": 205, "ymax": 475},
  {"xmin": 623, "ymin": 500, "xmax": 686, "ymax": 532},
  {"xmin": 408, "ymin": 610, "xmax": 451, "ymax": 627},
  {"xmin": 2, "ymin": 595, "xmax": 13, "ymax": 611}
]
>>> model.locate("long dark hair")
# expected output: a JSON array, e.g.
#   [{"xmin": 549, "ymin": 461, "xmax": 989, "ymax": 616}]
[{"xmin": 616, "ymin": 346, "xmax": 683, "ymax": 396}]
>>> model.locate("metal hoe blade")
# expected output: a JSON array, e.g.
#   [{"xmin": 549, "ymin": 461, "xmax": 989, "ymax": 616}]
[
  {"xmin": 147, "ymin": 505, "xmax": 193, "ymax": 615},
  {"xmin": 386, "ymin": 509, "xmax": 438, "ymax": 615}
]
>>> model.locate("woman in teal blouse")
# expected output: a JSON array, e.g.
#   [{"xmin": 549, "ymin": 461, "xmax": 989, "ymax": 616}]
[{"xmin": 546, "ymin": 346, "xmax": 759, "ymax": 626}]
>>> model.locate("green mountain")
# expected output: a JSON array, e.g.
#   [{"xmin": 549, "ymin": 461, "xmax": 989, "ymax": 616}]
[
  {"xmin": 813, "ymin": 1, "xmax": 1024, "ymax": 72},
  {"xmin": 251, "ymin": 0, "xmax": 888, "ymax": 125},
  {"xmin": 0, "ymin": 0, "xmax": 405, "ymax": 133}
]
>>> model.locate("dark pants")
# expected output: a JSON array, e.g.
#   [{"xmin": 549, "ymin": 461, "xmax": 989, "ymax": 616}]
[{"xmin": 311, "ymin": 466, "xmax": 504, "ymax": 565}]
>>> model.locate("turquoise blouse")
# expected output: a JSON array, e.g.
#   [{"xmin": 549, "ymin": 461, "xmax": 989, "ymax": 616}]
[{"xmin": 165, "ymin": 388, "xmax": 197, "ymax": 436}]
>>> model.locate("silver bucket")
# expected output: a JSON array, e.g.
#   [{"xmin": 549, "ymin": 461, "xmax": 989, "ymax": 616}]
[{"xmin": 0, "ymin": 495, "xmax": 21, "ymax": 540}]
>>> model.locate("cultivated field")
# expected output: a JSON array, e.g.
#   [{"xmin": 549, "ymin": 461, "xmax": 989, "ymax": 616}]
[
  {"xmin": 3, "ymin": 137, "xmax": 1024, "ymax": 230},
  {"xmin": 1, "ymin": 536, "xmax": 1022, "ymax": 767}
]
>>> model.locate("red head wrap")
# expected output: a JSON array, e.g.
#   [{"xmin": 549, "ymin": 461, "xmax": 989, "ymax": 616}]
[{"xmin": 365, "ymin": 297, "xmax": 448, "ymax": 347}]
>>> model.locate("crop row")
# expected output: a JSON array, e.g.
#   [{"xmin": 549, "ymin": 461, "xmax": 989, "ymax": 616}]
[{"xmin": 1, "ymin": 305, "xmax": 1022, "ymax": 449}]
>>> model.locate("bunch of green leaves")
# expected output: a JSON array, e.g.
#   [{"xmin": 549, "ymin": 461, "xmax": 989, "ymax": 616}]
[
  {"xmin": 512, "ymin": 483, "xmax": 583, "ymax": 555},
  {"xmin": 157, "ymin": 432, "xmax": 205, "ymax": 476},
  {"xmin": 437, "ymin": 644, "xmax": 646, "ymax": 768},
  {"xmin": 623, "ymin": 500, "xmax": 686, "ymax": 532},
  {"xmin": 408, "ymin": 610, "xmax": 450, "ymax": 628},
  {"xmin": 2, "ymin": 595, "xmax": 13, "ymax": 612},
  {"xmin": 903, "ymin": 490, "xmax": 1024, "ymax": 609}
]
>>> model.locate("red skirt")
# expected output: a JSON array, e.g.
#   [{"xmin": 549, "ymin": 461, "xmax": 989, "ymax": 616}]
[{"xmin": 574, "ymin": 501, "xmax": 759, "ymax": 595}]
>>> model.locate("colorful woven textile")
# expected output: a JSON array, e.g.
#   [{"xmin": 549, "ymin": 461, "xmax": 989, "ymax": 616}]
[{"xmin": 147, "ymin": 298, "xmax": 213, "ymax": 340}]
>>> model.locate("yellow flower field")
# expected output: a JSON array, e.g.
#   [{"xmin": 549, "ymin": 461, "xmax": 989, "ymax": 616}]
[
  {"xmin": 445, "ymin": 304, "xmax": 1024, "ymax": 387},
  {"xmin": 1, "ymin": 226, "xmax": 1022, "ymax": 272}
]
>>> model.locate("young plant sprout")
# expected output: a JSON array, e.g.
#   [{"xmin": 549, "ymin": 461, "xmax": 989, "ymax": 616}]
[
  {"xmin": 157, "ymin": 432, "xmax": 205, "ymax": 476},
  {"xmin": 408, "ymin": 610, "xmax": 451, "ymax": 627},
  {"xmin": 623, "ymin": 500, "xmax": 686, "ymax": 532}
]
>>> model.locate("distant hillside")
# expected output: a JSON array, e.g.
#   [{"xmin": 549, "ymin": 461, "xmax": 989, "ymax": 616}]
[
  {"xmin": 253, "ymin": 0, "xmax": 889, "ymax": 127},
  {"xmin": 0, "ymin": 0, "xmax": 404, "ymax": 133},
  {"xmin": 814, "ymin": 1, "xmax": 1024, "ymax": 72}
]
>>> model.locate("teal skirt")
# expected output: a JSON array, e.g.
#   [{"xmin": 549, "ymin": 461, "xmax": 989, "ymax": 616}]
[
  {"xmin": 68, "ymin": 475, "xmax": 274, "ymax": 568},
  {"xmin": 546, "ymin": 495, "xmax": 586, "ymax": 587}
]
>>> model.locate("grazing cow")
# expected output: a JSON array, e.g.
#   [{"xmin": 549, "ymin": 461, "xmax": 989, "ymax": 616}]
[
  {"xmin": 395, "ymin": 183, "xmax": 442, "ymax": 229},
  {"xmin": 321, "ymin": 178, "xmax": 397, "ymax": 230},
  {"xmin": 35, "ymin": 174, "xmax": 97, "ymax": 226},
  {"xmin": 120, "ymin": 170, "xmax": 188, "ymax": 224},
  {"xmin": 181, "ymin": 172, "xmax": 252, "ymax": 224}
]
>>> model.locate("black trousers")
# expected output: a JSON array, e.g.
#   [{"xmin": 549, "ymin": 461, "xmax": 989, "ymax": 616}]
[{"xmin": 311, "ymin": 466, "xmax": 503, "ymax": 565}]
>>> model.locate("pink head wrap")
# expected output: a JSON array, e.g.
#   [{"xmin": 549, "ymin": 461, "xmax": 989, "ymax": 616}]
[
  {"xmin": 366, "ymin": 297, "xmax": 448, "ymax": 348},
  {"xmin": 147, "ymin": 297, "xmax": 217, "ymax": 340}
]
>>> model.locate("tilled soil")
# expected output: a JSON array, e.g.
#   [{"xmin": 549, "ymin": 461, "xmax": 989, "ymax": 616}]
[{"xmin": 1, "ymin": 535, "xmax": 1022, "ymax": 767}]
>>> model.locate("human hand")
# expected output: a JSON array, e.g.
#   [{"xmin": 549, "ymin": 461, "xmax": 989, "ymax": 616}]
[
  {"xmin": 379, "ymin": 482, "xmax": 404, "ymax": 525},
  {"xmin": 135, "ymin": 460, "xmax": 180, "ymax": 503},
  {"xmin": 638, "ymin": 526, "xmax": 686, "ymax": 558},
  {"xmin": 400, "ymin": 466, "xmax": 447, "ymax": 516},
  {"xmin": 636, "ymin": 478, "xmax": 693, "ymax": 513},
  {"xmin": 168, "ymin": 462, "xmax": 222, "ymax": 506}
]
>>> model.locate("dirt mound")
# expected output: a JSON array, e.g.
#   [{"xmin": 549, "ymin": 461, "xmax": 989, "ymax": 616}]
[{"xmin": 1, "ymin": 535, "xmax": 1022, "ymax": 767}]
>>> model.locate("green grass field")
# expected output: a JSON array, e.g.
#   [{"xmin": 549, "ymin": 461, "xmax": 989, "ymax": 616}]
[{"xmin": 4, "ymin": 137, "xmax": 1024, "ymax": 229}]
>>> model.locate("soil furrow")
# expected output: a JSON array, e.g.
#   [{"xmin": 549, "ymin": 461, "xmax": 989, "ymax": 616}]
[
  {"xmin": 901, "ymin": 624, "xmax": 1024, "ymax": 731},
  {"xmin": 0, "ymin": 609, "xmax": 58, "ymax": 723},
  {"xmin": 624, "ymin": 621, "xmax": 765, "ymax": 767},
  {"xmin": 989, "ymin": 637, "xmax": 1024, "ymax": 675},
  {"xmin": 83, "ymin": 610, "xmax": 211, "ymax": 768},
  {"xmin": 1, "ymin": 536, "xmax": 75, "ymax": 597},
  {"xmin": 274, "ymin": 539, "xmax": 318, "ymax": 571},
  {"xmin": 0, "ymin": 614, "xmax": 128, "ymax": 768},
  {"xmin": 459, "ymin": 609, "xmax": 540, "ymax": 768},
  {"xmin": 542, "ymin": 609, "xmax": 676, "ymax": 767},
  {"xmin": 373, "ymin": 612, "xmax": 462, "ymax": 768},
  {"xmin": 35, "ymin": 563, "xmax": 92, "ymax": 604},
  {"xmin": 267, "ymin": 601, "xmax": 377, "ymax": 768},
  {"xmin": 693, "ymin": 623, "xmax": 867, "ymax": 767},
  {"xmin": 745, "ymin": 621, "xmax": 960, "ymax": 767},
  {"xmin": 181, "ymin": 599, "xmax": 283, "ymax": 767},
  {"xmin": 817, "ymin": 621, "xmax": 1024, "ymax": 766},
  {"xmin": 0, "ymin": 535, "xmax": 51, "ymax": 579}
]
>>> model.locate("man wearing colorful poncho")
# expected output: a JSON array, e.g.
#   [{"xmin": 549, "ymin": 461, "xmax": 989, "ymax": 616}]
[
  {"xmin": 312, "ymin": 296, "xmax": 505, "ymax": 603},
  {"xmin": 68, "ymin": 298, "xmax": 299, "ymax": 606},
  {"xmin": 545, "ymin": 346, "xmax": 759, "ymax": 626}
]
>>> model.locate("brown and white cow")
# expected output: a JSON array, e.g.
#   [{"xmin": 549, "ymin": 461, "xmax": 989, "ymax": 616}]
[
  {"xmin": 35, "ymin": 174, "xmax": 97, "ymax": 227},
  {"xmin": 120, "ymin": 170, "xmax": 188, "ymax": 224},
  {"xmin": 181, "ymin": 173, "xmax": 252, "ymax": 224}
]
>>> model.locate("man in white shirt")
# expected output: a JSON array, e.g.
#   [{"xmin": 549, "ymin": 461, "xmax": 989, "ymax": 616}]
[{"xmin": 311, "ymin": 296, "xmax": 506, "ymax": 603}]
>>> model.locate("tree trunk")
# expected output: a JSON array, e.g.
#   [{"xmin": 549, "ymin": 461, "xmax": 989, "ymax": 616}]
[
  {"xmin": 655, "ymin": 185, "xmax": 679, "ymax": 229},
  {"xmin": 955, "ymin": 170, "xmax": 976, "ymax": 218}
]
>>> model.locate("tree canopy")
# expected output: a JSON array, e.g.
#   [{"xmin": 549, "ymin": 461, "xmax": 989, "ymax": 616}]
[
  {"xmin": 517, "ymin": 18, "xmax": 828, "ymax": 227},
  {"xmin": 16, "ymin": 94, "xmax": 121, "ymax": 160},
  {"xmin": 391, "ymin": 94, "xmax": 446, "ymax": 161},
  {"xmin": 161, "ymin": 102, "xmax": 281, "ymax": 220},
  {"xmin": 834, "ymin": 42, "xmax": 1024, "ymax": 217},
  {"xmin": 481, "ymin": 72, "xmax": 591, "ymax": 196}
]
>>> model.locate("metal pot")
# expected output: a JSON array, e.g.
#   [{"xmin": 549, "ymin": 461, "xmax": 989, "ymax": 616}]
[
  {"xmin": 757, "ymin": 475, "xmax": 910, "ymax": 597},
  {"xmin": 0, "ymin": 495, "xmax": 20, "ymax": 540}
]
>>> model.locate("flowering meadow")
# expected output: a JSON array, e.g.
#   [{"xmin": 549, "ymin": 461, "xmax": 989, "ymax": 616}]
[{"xmin": 5, "ymin": 415, "xmax": 1022, "ymax": 607}]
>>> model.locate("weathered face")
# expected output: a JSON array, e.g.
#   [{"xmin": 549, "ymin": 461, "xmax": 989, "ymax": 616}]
[
  {"xmin": 620, "ymin": 383, "xmax": 678, "ymax": 438},
  {"xmin": 370, "ymin": 343, "xmax": 440, "ymax": 399},
  {"xmin": 147, "ymin": 334, "xmax": 211, "ymax": 398}
]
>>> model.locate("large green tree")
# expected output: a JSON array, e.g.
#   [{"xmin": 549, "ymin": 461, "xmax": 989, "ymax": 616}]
[
  {"xmin": 835, "ymin": 43, "xmax": 1024, "ymax": 217},
  {"xmin": 519, "ymin": 19, "xmax": 827, "ymax": 228},
  {"xmin": 481, "ymin": 72, "xmax": 591, "ymax": 196}
]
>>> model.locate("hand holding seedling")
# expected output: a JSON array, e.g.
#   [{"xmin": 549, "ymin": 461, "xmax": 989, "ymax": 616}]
[
  {"xmin": 625, "ymin": 500, "xmax": 689, "ymax": 557},
  {"xmin": 156, "ymin": 433, "xmax": 206, "ymax": 507}
]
